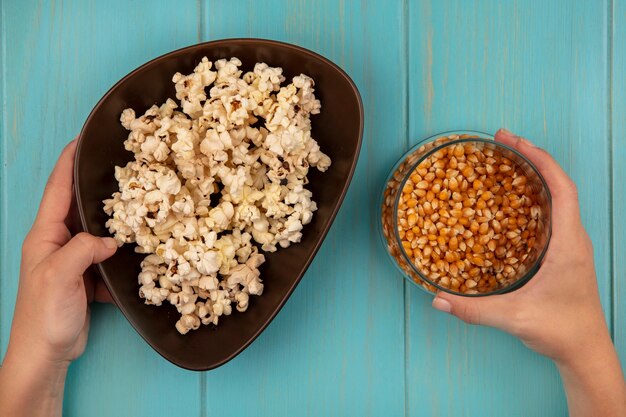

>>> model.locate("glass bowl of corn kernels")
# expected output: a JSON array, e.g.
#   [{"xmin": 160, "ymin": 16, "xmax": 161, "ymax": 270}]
[{"xmin": 380, "ymin": 130, "xmax": 552, "ymax": 296}]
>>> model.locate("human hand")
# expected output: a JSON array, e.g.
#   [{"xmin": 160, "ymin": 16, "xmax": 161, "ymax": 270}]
[
  {"xmin": 431, "ymin": 129, "xmax": 625, "ymax": 415},
  {"xmin": 0, "ymin": 139, "xmax": 117, "ymax": 417},
  {"xmin": 431, "ymin": 128, "xmax": 602, "ymax": 361},
  {"xmin": 7, "ymin": 139, "xmax": 117, "ymax": 366}
]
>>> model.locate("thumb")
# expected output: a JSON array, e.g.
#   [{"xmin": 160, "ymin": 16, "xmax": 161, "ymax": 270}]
[
  {"xmin": 47, "ymin": 232, "xmax": 117, "ymax": 279},
  {"xmin": 432, "ymin": 291, "xmax": 518, "ymax": 332}
]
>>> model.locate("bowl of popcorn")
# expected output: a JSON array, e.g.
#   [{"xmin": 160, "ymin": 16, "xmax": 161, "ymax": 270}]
[
  {"xmin": 74, "ymin": 39, "xmax": 363, "ymax": 370},
  {"xmin": 380, "ymin": 131, "xmax": 551, "ymax": 296}
]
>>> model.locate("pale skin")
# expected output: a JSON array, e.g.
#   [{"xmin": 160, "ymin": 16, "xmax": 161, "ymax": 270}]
[
  {"xmin": 433, "ymin": 129, "xmax": 626, "ymax": 416},
  {"xmin": 0, "ymin": 140, "xmax": 117, "ymax": 417},
  {"xmin": 0, "ymin": 131, "xmax": 624, "ymax": 416}
]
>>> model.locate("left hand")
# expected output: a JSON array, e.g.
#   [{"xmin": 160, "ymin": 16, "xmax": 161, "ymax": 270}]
[{"xmin": 6, "ymin": 139, "xmax": 117, "ymax": 367}]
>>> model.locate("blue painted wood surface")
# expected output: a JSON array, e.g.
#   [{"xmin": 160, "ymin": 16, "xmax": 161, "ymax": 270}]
[
  {"xmin": 0, "ymin": 1, "xmax": 622, "ymax": 416},
  {"xmin": 614, "ymin": 0, "xmax": 626, "ymax": 373}
]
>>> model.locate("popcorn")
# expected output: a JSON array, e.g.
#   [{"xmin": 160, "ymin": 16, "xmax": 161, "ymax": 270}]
[
  {"xmin": 197, "ymin": 250, "xmax": 221, "ymax": 275},
  {"xmin": 103, "ymin": 57, "xmax": 330, "ymax": 334}
]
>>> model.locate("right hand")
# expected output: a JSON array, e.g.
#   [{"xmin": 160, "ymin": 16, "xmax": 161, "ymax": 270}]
[{"xmin": 431, "ymin": 129, "xmax": 607, "ymax": 364}]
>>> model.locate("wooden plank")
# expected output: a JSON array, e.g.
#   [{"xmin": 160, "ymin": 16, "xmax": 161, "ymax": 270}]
[
  {"xmin": 0, "ymin": 1, "xmax": 202, "ymax": 416},
  {"xmin": 0, "ymin": 0, "xmax": 6, "ymax": 353},
  {"xmin": 406, "ymin": 1, "xmax": 611, "ymax": 416},
  {"xmin": 201, "ymin": 1, "xmax": 407, "ymax": 416},
  {"xmin": 613, "ymin": 0, "xmax": 626, "ymax": 367}
]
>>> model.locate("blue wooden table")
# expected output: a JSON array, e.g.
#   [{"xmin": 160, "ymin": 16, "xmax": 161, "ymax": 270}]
[{"xmin": 1, "ymin": 1, "xmax": 624, "ymax": 416}]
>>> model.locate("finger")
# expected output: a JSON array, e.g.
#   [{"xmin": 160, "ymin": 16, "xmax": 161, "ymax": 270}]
[
  {"xmin": 80, "ymin": 264, "xmax": 113, "ymax": 304},
  {"xmin": 34, "ymin": 139, "xmax": 78, "ymax": 228},
  {"xmin": 94, "ymin": 279, "xmax": 114, "ymax": 304},
  {"xmin": 432, "ymin": 291, "xmax": 519, "ymax": 332},
  {"xmin": 46, "ymin": 233, "xmax": 117, "ymax": 282},
  {"xmin": 84, "ymin": 266, "xmax": 96, "ymax": 302},
  {"xmin": 495, "ymin": 129, "xmax": 579, "ymax": 204},
  {"xmin": 495, "ymin": 129, "xmax": 581, "ymax": 228}
]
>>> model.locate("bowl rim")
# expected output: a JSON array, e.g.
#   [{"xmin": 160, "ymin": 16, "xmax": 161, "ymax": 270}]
[
  {"xmin": 74, "ymin": 38, "xmax": 364, "ymax": 370},
  {"xmin": 381, "ymin": 132, "xmax": 552, "ymax": 297}
]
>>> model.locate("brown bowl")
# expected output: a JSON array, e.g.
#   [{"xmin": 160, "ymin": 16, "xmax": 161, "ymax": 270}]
[{"xmin": 74, "ymin": 39, "xmax": 363, "ymax": 370}]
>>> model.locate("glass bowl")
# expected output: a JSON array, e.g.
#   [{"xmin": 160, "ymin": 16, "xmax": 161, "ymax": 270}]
[{"xmin": 379, "ymin": 131, "xmax": 552, "ymax": 296}]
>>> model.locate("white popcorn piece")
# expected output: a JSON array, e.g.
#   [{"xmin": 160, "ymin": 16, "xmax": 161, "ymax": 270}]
[
  {"xmin": 175, "ymin": 314, "xmax": 201, "ymax": 334},
  {"xmin": 197, "ymin": 250, "xmax": 221, "ymax": 275},
  {"xmin": 226, "ymin": 262, "xmax": 264, "ymax": 295},
  {"xmin": 156, "ymin": 169, "xmax": 182, "ymax": 195},
  {"xmin": 234, "ymin": 292, "xmax": 249, "ymax": 312},
  {"xmin": 120, "ymin": 108, "xmax": 136, "ymax": 130},
  {"xmin": 172, "ymin": 57, "xmax": 217, "ymax": 118},
  {"xmin": 104, "ymin": 56, "xmax": 330, "ymax": 334}
]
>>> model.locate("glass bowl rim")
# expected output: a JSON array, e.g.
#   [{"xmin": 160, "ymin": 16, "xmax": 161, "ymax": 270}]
[{"xmin": 384, "ymin": 133, "xmax": 553, "ymax": 297}]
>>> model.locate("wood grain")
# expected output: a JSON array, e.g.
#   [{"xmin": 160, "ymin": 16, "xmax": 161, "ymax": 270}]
[
  {"xmin": 201, "ymin": 1, "xmax": 407, "ymax": 416},
  {"xmin": 0, "ymin": 1, "xmax": 202, "ymax": 416},
  {"xmin": 406, "ymin": 1, "xmax": 611, "ymax": 415},
  {"xmin": 613, "ymin": 0, "xmax": 625, "ymax": 367}
]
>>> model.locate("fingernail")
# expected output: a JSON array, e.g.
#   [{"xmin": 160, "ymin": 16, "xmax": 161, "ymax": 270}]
[
  {"xmin": 498, "ymin": 128, "xmax": 517, "ymax": 138},
  {"xmin": 102, "ymin": 237, "xmax": 117, "ymax": 250},
  {"xmin": 518, "ymin": 136, "xmax": 536, "ymax": 147},
  {"xmin": 499, "ymin": 128, "xmax": 536, "ymax": 148},
  {"xmin": 432, "ymin": 297, "xmax": 452, "ymax": 313}
]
